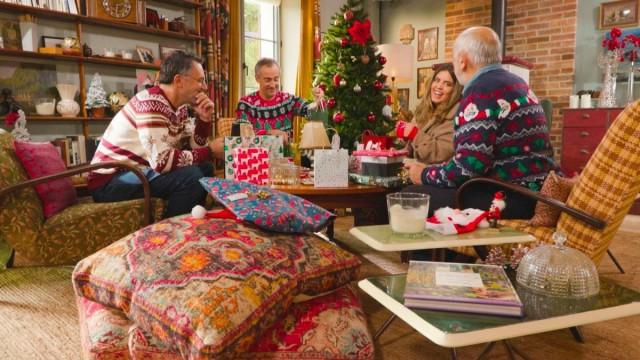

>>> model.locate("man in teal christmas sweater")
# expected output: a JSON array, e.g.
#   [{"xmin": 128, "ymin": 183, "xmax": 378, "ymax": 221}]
[
  {"xmin": 404, "ymin": 26, "xmax": 558, "ymax": 218},
  {"xmin": 235, "ymin": 58, "xmax": 323, "ymax": 143}
]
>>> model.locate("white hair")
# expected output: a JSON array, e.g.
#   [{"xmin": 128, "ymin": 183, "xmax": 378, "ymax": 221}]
[{"xmin": 453, "ymin": 27, "xmax": 502, "ymax": 67}]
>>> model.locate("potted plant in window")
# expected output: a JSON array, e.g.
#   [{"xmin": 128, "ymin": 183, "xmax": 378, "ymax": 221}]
[{"xmin": 85, "ymin": 73, "xmax": 109, "ymax": 118}]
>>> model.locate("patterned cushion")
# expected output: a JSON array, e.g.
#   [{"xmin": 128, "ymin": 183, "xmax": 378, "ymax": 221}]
[
  {"xmin": 78, "ymin": 286, "xmax": 374, "ymax": 360},
  {"xmin": 529, "ymin": 171, "xmax": 577, "ymax": 227},
  {"xmin": 73, "ymin": 215, "xmax": 360, "ymax": 358},
  {"xmin": 13, "ymin": 140, "xmax": 77, "ymax": 218},
  {"xmin": 199, "ymin": 178, "xmax": 333, "ymax": 233},
  {"xmin": 77, "ymin": 297, "xmax": 130, "ymax": 360}
]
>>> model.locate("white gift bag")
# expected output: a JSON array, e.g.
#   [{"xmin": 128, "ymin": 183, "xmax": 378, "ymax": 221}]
[{"xmin": 314, "ymin": 132, "xmax": 349, "ymax": 188}]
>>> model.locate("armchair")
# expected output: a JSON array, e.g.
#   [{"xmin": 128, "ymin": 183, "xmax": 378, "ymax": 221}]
[
  {"xmin": 0, "ymin": 129, "xmax": 162, "ymax": 267},
  {"xmin": 455, "ymin": 100, "xmax": 640, "ymax": 267}
]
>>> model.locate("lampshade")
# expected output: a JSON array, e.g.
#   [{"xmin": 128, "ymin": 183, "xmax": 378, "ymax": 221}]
[
  {"xmin": 377, "ymin": 44, "xmax": 413, "ymax": 84},
  {"xmin": 299, "ymin": 121, "xmax": 330, "ymax": 149}
]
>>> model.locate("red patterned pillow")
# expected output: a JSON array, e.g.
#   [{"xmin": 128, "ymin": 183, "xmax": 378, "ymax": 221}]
[
  {"xmin": 78, "ymin": 286, "xmax": 374, "ymax": 360},
  {"xmin": 13, "ymin": 140, "xmax": 77, "ymax": 218},
  {"xmin": 529, "ymin": 171, "xmax": 578, "ymax": 227},
  {"xmin": 73, "ymin": 215, "xmax": 361, "ymax": 358}
]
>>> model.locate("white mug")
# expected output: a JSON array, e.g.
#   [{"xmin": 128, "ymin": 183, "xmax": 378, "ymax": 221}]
[
  {"xmin": 580, "ymin": 94, "xmax": 591, "ymax": 108},
  {"xmin": 569, "ymin": 95, "xmax": 580, "ymax": 108}
]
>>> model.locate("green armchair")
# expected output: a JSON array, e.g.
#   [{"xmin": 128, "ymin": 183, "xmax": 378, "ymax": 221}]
[{"xmin": 0, "ymin": 129, "xmax": 162, "ymax": 267}]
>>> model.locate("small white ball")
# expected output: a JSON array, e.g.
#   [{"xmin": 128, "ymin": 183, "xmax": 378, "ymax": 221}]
[{"xmin": 191, "ymin": 205, "xmax": 207, "ymax": 219}]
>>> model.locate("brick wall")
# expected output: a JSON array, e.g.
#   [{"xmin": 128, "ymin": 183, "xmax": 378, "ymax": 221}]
[{"xmin": 444, "ymin": 0, "xmax": 578, "ymax": 159}]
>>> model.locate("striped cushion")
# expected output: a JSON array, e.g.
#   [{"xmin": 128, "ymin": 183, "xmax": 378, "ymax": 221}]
[{"xmin": 557, "ymin": 101, "xmax": 640, "ymax": 265}]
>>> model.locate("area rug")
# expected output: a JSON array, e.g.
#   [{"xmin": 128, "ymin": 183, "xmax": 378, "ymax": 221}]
[{"xmin": 0, "ymin": 218, "xmax": 639, "ymax": 359}]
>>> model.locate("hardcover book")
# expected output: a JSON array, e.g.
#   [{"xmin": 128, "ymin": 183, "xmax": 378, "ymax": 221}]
[{"xmin": 404, "ymin": 261, "xmax": 523, "ymax": 317}]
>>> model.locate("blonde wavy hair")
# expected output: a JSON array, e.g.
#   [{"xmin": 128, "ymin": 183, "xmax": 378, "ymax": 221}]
[{"xmin": 414, "ymin": 63, "xmax": 463, "ymax": 128}]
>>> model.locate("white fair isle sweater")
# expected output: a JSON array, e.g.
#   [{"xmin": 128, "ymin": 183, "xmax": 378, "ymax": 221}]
[{"xmin": 88, "ymin": 86, "xmax": 211, "ymax": 190}]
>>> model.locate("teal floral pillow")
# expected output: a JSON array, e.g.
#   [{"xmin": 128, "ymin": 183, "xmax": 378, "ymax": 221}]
[{"xmin": 199, "ymin": 178, "xmax": 333, "ymax": 234}]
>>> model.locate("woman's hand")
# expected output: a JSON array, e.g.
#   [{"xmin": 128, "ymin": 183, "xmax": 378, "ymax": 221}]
[{"xmin": 405, "ymin": 161, "xmax": 426, "ymax": 185}]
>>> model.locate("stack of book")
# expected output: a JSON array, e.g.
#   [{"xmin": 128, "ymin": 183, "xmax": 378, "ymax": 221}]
[{"xmin": 404, "ymin": 261, "xmax": 523, "ymax": 317}]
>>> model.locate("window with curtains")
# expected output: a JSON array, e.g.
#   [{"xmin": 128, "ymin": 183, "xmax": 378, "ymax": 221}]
[{"xmin": 243, "ymin": 0, "xmax": 280, "ymax": 95}]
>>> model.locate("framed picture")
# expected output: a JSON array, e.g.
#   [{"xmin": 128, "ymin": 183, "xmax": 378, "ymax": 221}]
[
  {"xmin": 600, "ymin": 0, "xmax": 639, "ymax": 29},
  {"xmin": 417, "ymin": 67, "xmax": 434, "ymax": 99},
  {"xmin": 41, "ymin": 36, "xmax": 65, "ymax": 48},
  {"xmin": 0, "ymin": 20, "xmax": 22, "ymax": 50},
  {"xmin": 136, "ymin": 46, "xmax": 154, "ymax": 64},
  {"xmin": 417, "ymin": 27, "xmax": 438, "ymax": 61},
  {"xmin": 159, "ymin": 45, "xmax": 185, "ymax": 61},
  {"xmin": 397, "ymin": 88, "xmax": 410, "ymax": 112}
]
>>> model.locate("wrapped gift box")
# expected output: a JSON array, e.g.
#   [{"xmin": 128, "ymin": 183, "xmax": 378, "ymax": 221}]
[
  {"xmin": 224, "ymin": 135, "xmax": 283, "ymax": 180},
  {"xmin": 351, "ymin": 149, "xmax": 408, "ymax": 177},
  {"xmin": 232, "ymin": 147, "xmax": 269, "ymax": 185},
  {"xmin": 314, "ymin": 149, "xmax": 349, "ymax": 187}
]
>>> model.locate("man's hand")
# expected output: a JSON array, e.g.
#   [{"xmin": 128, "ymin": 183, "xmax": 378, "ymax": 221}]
[
  {"xmin": 405, "ymin": 161, "xmax": 427, "ymax": 185},
  {"xmin": 268, "ymin": 129, "xmax": 289, "ymax": 144},
  {"xmin": 311, "ymin": 86, "xmax": 324, "ymax": 107},
  {"xmin": 208, "ymin": 137, "xmax": 224, "ymax": 160},
  {"xmin": 193, "ymin": 93, "xmax": 215, "ymax": 122}
]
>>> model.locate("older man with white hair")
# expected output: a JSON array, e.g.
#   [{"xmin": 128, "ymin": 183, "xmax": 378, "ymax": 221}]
[{"xmin": 404, "ymin": 26, "xmax": 558, "ymax": 219}]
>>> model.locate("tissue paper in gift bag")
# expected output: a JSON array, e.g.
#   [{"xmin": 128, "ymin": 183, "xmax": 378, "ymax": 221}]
[
  {"xmin": 224, "ymin": 135, "xmax": 284, "ymax": 179},
  {"xmin": 314, "ymin": 149, "xmax": 349, "ymax": 187},
  {"xmin": 232, "ymin": 147, "xmax": 269, "ymax": 185}
]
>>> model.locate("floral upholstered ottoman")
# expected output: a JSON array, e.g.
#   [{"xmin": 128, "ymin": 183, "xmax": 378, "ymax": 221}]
[{"xmin": 78, "ymin": 285, "xmax": 374, "ymax": 359}]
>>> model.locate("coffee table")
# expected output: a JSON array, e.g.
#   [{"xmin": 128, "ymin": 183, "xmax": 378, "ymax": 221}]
[
  {"xmin": 360, "ymin": 274, "xmax": 640, "ymax": 359},
  {"xmin": 349, "ymin": 224, "xmax": 535, "ymax": 252}
]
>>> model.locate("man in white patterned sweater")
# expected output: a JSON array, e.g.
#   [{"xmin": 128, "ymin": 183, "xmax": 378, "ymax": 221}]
[{"xmin": 88, "ymin": 51, "xmax": 224, "ymax": 218}]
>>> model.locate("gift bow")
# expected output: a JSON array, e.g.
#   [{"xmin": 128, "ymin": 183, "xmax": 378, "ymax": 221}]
[{"xmin": 396, "ymin": 121, "xmax": 418, "ymax": 141}]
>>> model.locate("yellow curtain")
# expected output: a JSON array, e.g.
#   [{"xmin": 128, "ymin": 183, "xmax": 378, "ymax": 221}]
[{"xmin": 294, "ymin": 0, "xmax": 320, "ymax": 143}]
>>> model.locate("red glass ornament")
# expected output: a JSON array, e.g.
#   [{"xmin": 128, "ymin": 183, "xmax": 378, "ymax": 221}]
[
  {"xmin": 341, "ymin": 37, "xmax": 349, "ymax": 47},
  {"xmin": 373, "ymin": 80, "xmax": 383, "ymax": 90},
  {"xmin": 344, "ymin": 10, "xmax": 353, "ymax": 21},
  {"xmin": 385, "ymin": 95, "xmax": 393, "ymax": 105},
  {"xmin": 378, "ymin": 55, "xmax": 387, "ymax": 65},
  {"xmin": 333, "ymin": 112, "xmax": 345, "ymax": 123},
  {"xmin": 333, "ymin": 74, "xmax": 342, "ymax": 87},
  {"xmin": 367, "ymin": 112, "xmax": 376, "ymax": 122},
  {"xmin": 327, "ymin": 98, "xmax": 336, "ymax": 108}
]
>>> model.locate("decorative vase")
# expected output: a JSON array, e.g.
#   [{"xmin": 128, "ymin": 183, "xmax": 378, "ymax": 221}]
[
  {"xmin": 597, "ymin": 51, "xmax": 621, "ymax": 108},
  {"xmin": 56, "ymin": 83, "xmax": 80, "ymax": 117},
  {"xmin": 627, "ymin": 61, "xmax": 636, "ymax": 104}
]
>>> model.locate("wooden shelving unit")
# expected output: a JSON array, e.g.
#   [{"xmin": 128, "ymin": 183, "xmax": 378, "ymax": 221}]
[{"xmin": 0, "ymin": 1, "xmax": 202, "ymax": 136}]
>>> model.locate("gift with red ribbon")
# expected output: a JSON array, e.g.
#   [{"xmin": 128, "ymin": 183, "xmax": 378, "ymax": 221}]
[
  {"xmin": 395, "ymin": 121, "xmax": 418, "ymax": 141},
  {"xmin": 361, "ymin": 129, "xmax": 394, "ymax": 149}
]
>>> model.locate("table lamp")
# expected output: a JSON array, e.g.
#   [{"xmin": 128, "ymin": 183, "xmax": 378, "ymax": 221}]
[
  {"xmin": 377, "ymin": 44, "xmax": 413, "ymax": 113},
  {"xmin": 299, "ymin": 120, "xmax": 331, "ymax": 150}
]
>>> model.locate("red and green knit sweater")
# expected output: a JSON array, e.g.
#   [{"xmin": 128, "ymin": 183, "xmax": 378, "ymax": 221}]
[
  {"xmin": 235, "ymin": 91, "xmax": 310, "ymax": 138},
  {"xmin": 88, "ymin": 86, "xmax": 212, "ymax": 190},
  {"xmin": 421, "ymin": 68, "xmax": 558, "ymax": 191}
]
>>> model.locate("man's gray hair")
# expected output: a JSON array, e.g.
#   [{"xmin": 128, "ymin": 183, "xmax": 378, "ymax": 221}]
[
  {"xmin": 453, "ymin": 27, "xmax": 502, "ymax": 67},
  {"xmin": 254, "ymin": 58, "xmax": 279, "ymax": 76}
]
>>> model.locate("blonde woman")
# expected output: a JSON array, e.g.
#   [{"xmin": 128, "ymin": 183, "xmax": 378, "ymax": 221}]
[{"xmin": 403, "ymin": 63, "xmax": 462, "ymax": 165}]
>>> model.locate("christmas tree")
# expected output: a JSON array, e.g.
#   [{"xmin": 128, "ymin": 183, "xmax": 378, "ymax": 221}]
[
  {"xmin": 85, "ymin": 73, "xmax": 109, "ymax": 109},
  {"xmin": 314, "ymin": 0, "xmax": 392, "ymax": 150}
]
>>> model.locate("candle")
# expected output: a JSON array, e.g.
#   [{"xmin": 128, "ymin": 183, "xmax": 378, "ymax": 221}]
[{"xmin": 388, "ymin": 203, "xmax": 428, "ymax": 234}]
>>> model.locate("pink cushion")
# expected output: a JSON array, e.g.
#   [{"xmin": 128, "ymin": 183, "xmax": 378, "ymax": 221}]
[{"xmin": 13, "ymin": 140, "xmax": 77, "ymax": 218}]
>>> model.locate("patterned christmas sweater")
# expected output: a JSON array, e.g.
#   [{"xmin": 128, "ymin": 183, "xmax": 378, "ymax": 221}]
[
  {"xmin": 421, "ymin": 68, "xmax": 558, "ymax": 190},
  {"xmin": 235, "ymin": 91, "xmax": 310, "ymax": 137},
  {"xmin": 88, "ymin": 86, "xmax": 212, "ymax": 190}
]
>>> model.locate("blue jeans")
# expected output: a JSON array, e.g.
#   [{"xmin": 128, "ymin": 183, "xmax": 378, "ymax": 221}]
[{"xmin": 92, "ymin": 162, "xmax": 213, "ymax": 218}]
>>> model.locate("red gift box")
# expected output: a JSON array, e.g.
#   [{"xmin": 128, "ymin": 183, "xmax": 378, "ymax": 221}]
[
  {"xmin": 232, "ymin": 147, "xmax": 269, "ymax": 185},
  {"xmin": 362, "ymin": 130, "xmax": 394, "ymax": 149}
]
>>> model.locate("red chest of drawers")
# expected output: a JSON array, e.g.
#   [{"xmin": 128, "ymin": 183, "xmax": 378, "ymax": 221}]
[{"xmin": 561, "ymin": 107, "xmax": 623, "ymax": 176}]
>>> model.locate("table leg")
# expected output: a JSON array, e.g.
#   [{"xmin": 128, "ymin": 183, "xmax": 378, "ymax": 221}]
[
  {"xmin": 326, "ymin": 215, "xmax": 335, "ymax": 241},
  {"xmin": 373, "ymin": 313, "xmax": 397, "ymax": 341},
  {"xmin": 570, "ymin": 326, "xmax": 585, "ymax": 343},
  {"xmin": 474, "ymin": 341, "xmax": 496, "ymax": 360},
  {"xmin": 504, "ymin": 340, "xmax": 532, "ymax": 360},
  {"xmin": 449, "ymin": 348, "xmax": 458, "ymax": 360}
]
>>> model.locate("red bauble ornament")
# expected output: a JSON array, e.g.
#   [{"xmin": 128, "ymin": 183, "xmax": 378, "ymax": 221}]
[
  {"xmin": 333, "ymin": 112, "xmax": 345, "ymax": 123},
  {"xmin": 341, "ymin": 37, "xmax": 349, "ymax": 47},
  {"xmin": 373, "ymin": 80, "xmax": 383, "ymax": 90},
  {"xmin": 378, "ymin": 55, "xmax": 387, "ymax": 65},
  {"xmin": 344, "ymin": 10, "xmax": 353, "ymax": 21},
  {"xmin": 327, "ymin": 98, "xmax": 336, "ymax": 108},
  {"xmin": 333, "ymin": 74, "xmax": 342, "ymax": 87},
  {"xmin": 318, "ymin": 83, "xmax": 327, "ymax": 92},
  {"xmin": 385, "ymin": 95, "xmax": 393, "ymax": 105},
  {"xmin": 367, "ymin": 112, "xmax": 376, "ymax": 123}
]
